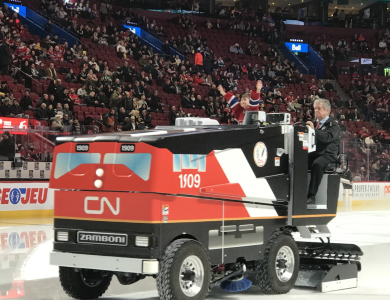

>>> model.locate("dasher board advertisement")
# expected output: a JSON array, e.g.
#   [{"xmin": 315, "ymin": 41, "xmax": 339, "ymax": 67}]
[{"xmin": 0, "ymin": 182, "xmax": 54, "ymax": 211}]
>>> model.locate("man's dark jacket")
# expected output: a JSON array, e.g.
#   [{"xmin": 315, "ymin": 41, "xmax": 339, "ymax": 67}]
[{"xmin": 314, "ymin": 116, "xmax": 341, "ymax": 157}]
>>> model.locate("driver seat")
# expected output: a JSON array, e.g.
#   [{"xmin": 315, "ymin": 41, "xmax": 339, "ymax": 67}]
[{"xmin": 324, "ymin": 154, "xmax": 348, "ymax": 174}]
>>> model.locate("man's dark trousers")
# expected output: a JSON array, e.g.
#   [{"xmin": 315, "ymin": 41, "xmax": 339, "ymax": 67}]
[{"xmin": 308, "ymin": 152, "xmax": 336, "ymax": 197}]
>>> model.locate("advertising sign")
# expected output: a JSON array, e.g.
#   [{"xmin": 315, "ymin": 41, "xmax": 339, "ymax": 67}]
[
  {"xmin": 285, "ymin": 42, "xmax": 309, "ymax": 53},
  {"xmin": 123, "ymin": 25, "xmax": 141, "ymax": 37},
  {"xmin": 339, "ymin": 182, "xmax": 390, "ymax": 201},
  {"xmin": 4, "ymin": 2, "xmax": 26, "ymax": 18},
  {"xmin": 0, "ymin": 182, "xmax": 54, "ymax": 211},
  {"xmin": 361, "ymin": 58, "xmax": 372, "ymax": 65},
  {"xmin": 0, "ymin": 117, "xmax": 28, "ymax": 135}
]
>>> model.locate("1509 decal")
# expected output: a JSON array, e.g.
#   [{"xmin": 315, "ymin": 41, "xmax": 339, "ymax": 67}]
[{"xmin": 179, "ymin": 174, "xmax": 201, "ymax": 188}]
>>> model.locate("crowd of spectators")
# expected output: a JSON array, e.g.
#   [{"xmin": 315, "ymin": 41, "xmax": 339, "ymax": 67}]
[
  {"xmin": 334, "ymin": 68, "xmax": 390, "ymax": 181},
  {"xmin": 1, "ymin": 1, "xmax": 390, "ymax": 180},
  {"xmin": 313, "ymin": 32, "xmax": 390, "ymax": 63}
]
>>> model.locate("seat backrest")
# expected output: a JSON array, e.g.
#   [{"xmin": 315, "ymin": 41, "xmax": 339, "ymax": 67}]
[
  {"xmin": 335, "ymin": 154, "xmax": 348, "ymax": 174},
  {"xmin": 324, "ymin": 154, "xmax": 348, "ymax": 174}
]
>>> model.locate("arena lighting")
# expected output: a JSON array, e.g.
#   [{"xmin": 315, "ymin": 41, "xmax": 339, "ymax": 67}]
[{"xmin": 290, "ymin": 39, "xmax": 304, "ymax": 43}]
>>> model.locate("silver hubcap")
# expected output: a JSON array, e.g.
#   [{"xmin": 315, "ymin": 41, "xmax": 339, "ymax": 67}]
[
  {"xmin": 179, "ymin": 255, "xmax": 204, "ymax": 297},
  {"xmin": 275, "ymin": 246, "xmax": 295, "ymax": 282},
  {"xmin": 80, "ymin": 270, "xmax": 103, "ymax": 287}
]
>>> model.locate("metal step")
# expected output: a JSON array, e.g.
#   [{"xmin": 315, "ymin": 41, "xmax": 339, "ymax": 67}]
[
  {"xmin": 297, "ymin": 225, "xmax": 331, "ymax": 239},
  {"xmin": 307, "ymin": 204, "xmax": 327, "ymax": 210}
]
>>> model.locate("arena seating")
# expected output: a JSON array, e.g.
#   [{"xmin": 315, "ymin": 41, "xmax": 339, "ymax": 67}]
[{"xmin": 2, "ymin": 1, "xmax": 390, "ymax": 181}]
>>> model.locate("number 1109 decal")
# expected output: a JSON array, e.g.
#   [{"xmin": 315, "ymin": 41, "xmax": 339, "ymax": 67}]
[{"xmin": 179, "ymin": 174, "xmax": 201, "ymax": 188}]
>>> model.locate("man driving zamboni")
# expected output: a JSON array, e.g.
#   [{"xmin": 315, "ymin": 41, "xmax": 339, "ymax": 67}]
[{"xmin": 306, "ymin": 99, "xmax": 341, "ymax": 204}]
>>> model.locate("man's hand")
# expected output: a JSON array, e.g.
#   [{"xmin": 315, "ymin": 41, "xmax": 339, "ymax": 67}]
[
  {"xmin": 217, "ymin": 85, "xmax": 226, "ymax": 96},
  {"xmin": 256, "ymin": 80, "xmax": 263, "ymax": 93},
  {"xmin": 306, "ymin": 121, "xmax": 314, "ymax": 129}
]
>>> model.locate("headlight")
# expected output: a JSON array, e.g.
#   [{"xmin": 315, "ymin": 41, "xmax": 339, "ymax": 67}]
[
  {"xmin": 57, "ymin": 231, "xmax": 69, "ymax": 242},
  {"xmin": 135, "ymin": 236, "xmax": 149, "ymax": 247}
]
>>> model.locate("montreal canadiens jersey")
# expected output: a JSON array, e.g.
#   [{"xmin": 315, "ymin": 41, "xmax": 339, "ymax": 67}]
[{"xmin": 223, "ymin": 90, "xmax": 261, "ymax": 124}]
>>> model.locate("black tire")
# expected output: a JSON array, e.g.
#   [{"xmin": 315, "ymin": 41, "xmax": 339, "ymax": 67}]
[
  {"xmin": 255, "ymin": 231, "xmax": 299, "ymax": 294},
  {"xmin": 156, "ymin": 239, "xmax": 211, "ymax": 300},
  {"xmin": 59, "ymin": 267, "xmax": 112, "ymax": 300}
]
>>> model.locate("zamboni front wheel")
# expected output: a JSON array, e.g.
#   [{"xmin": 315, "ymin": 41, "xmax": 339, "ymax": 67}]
[
  {"xmin": 156, "ymin": 239, "xmax": 211, "ymax": 300},
  {"xmin": 256, "ymin": 231, "xmax": 299, "ymax": 294},
  {"xmin": 59, "ymin": 267, "xmax": 112, "ymax": 299}
]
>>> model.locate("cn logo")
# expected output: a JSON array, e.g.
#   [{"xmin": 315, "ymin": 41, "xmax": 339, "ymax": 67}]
[
  {"xmin": 292, "ymin": 44, "xmax": 301, "ymax": 51},
  {"xmin": 84, "ymin": 197, "xmax": 120, "ymax": 215}
]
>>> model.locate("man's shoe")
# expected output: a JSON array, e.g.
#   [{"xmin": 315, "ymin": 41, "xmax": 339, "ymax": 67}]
[{"xmin": 307, "ymin": 195, "xmax": 315, "ymax": 205}]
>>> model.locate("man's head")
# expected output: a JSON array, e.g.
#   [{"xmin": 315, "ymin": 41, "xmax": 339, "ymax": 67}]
[{"xmin": 313, "ymin": 99, "xmax": 331, "ymax": 121}]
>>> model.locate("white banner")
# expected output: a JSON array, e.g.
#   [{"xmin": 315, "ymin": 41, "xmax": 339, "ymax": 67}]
[
  {"xmin": 339, "ymin": 182, "xmax": 390, "ymax": 201},
  {"xmin": 0, "ymin": 182, "xmax": 54, "ymax": 211}
]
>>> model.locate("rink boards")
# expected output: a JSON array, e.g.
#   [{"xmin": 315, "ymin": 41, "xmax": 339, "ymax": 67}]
[{"xmin": 1, "ymin": 181, "xmax": 390, "ymax": 219}]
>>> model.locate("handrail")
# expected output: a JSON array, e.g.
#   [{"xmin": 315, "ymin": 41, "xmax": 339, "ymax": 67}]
[
  {"xmin": 123, "ymin": 22, "xmax": 190, "ymax": 63},
  {"xmin": 33, "ymin": 10, "xmax": 99, "ymax": 58},
  {"xmin": 326, "ymin": 69, "xmax": 337, "ymax": 81},
  {"xmin": 12, "ymin": 64, "xmax": 44, "ymax": 90}
]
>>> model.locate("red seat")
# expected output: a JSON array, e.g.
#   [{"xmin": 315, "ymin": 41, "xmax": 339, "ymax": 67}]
[
  {"xmin": 13, "ymin": 92, "xmax": 22, "ymax": 100},
  {"xmin": 17, "ymin": 84, "xmax": 25, "ymax": 93},
  {"xmin": 73, "ymin": 106, "xmax": 81, "ymax": 113},
  {"xmin": 102, "ymin": 108, "xmax": 109, "ymax": 114},
  {"xmin": 88, "ymin": 107, "xmax": 95, "ymax": 113},
  {"xmin": 3, "ymin": 75, "xmax": 12, "ymax": 82},
  {"xmin": 25, "ymin": 110, "xmax": 34, "ymax": 118},
  {"xmin": 95, "ymin": 107, "xmax": 102, "ymax": 114},
  {"xmin": 77, "ymin": 112, "xmax": 85, "ymax": 123},
  {"xmin": 80, "ymin": 106, "xmax": 88, "ymax": 112},
  {"xmin": 31, "ymin": 93, "xmax": 39, "ymax": 102},
  {"xmin": 8, "ymin": 83, "xmax": 16, "ymax": 91}
]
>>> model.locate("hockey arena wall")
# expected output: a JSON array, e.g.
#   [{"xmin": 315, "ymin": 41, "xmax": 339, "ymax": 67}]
[{"xmin": 1, "ymin": 179, "xmax": 390, "ymax": 219}]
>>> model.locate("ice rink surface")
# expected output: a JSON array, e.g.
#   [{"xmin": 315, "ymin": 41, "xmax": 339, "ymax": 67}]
[{"xmin": 1, "ymin": 210, "xmax": 389, "ymax": 300}]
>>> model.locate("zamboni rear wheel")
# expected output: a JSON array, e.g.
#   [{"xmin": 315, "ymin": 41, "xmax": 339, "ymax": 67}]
[
  {"xmin": 156, "ymin": 239, "xmax": 211, "ymax": 300},
  {"xmin": 59, "ymin": 267, "xmax": 112, "ymax": 299},
  {"xmin": 255, "ymin": 231, "xmax": 299, "ymax": 294}
]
